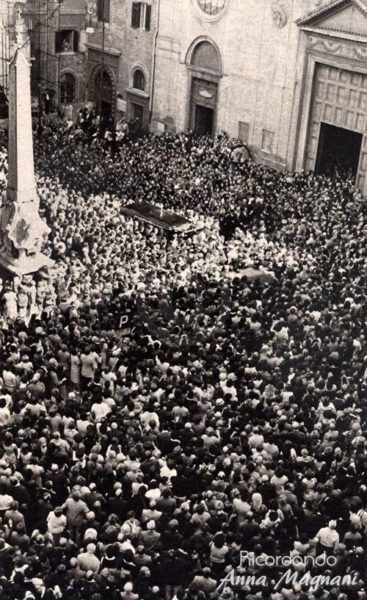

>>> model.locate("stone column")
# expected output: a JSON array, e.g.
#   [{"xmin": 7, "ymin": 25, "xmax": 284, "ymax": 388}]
[{"xmin": 0, "ymin": 6, "xmax": 53, "ymax": 275}]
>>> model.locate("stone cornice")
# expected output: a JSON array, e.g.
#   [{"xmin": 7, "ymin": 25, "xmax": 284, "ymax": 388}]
[
  {"xmin": 301, "ymin": 25, "xmax": 367, "ymax": 42},
  {"xmin": 85, "ymin": 43, "xmax": 121, "ymax": 57},
  {"xmin": 297, "ymin": 0, "xmax": 367, "ymax": 27}
]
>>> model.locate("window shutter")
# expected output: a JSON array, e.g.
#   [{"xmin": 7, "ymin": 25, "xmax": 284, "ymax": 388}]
[
  {"xmin": 98, "ymin": 0, "xmax": 110, "ymax": 22},
  {"xmin": 104, "ymin": 0, "xmax": 111, "ymax": 22},
  {"xmin": 97, "ymin": 0, "xmax": 103, "ymax": 21},
  {"xmin": 73, "ymin": 31, "xmax": 79, "ymax": 52},
  {"xmin": 145, "ymin": 4, "xmax": 151, "ymax": 30},
  {"xmin": 55, "ymin": 31, "xmax": 62, "ymax": 53}
]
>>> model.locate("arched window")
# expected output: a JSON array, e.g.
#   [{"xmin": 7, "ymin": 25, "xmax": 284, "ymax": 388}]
[
  {"xmin": 191, "ymin": 41, "xmax": 221, "ymax": 74},
  {"xmin": 197, "ymin": 0, "xmax": 226, "ymax": 15},
  {"xmin": 60, "ymin": 72, "xmax": 76, "ymax": 104},
  {"xmin": 133, "ymin": 69, "xmax": 145, "ymax": 91}
]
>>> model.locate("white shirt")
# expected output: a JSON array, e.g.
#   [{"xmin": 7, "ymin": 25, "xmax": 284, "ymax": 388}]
[
  {"xmin": 47, "ymin": 512, "xmax": 67, "ymax": 534},
  {"xmin": 315, "ymin": 526, "xmax": 339, "ymax": 548},
  {"xmin": 91, "ymin": 402, "xmax": 111, "ymax": 422}
]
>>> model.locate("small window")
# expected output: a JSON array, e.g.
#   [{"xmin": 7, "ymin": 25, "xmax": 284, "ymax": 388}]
[
  {"xmin": 131, "ymin": 2, "xmax": 141, "ymax": 28},
  {"xmin": 97, "ymin": 0, "xmax": 110, "ymax": 22},
  {"xmin": 133, "ymin": 69, "xmax": 145, "ymax": 91},
  {"xmin": 55, "ymin": 30, "xmax": 79, "ymax": 54},
  {"xmin": 60, "ymin": 73, "xmax": 76, "ymax": 104}
]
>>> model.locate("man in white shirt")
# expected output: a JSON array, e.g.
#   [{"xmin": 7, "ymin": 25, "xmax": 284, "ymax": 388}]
[
  {"xmin": 314, "ymin": 520, "xmax": 339, "ymax": 554},
  {"xmin": 47, "ymin": 506, "xmax": 67, "ymax": 544},
  {"xmin": 91, "ymin": 397, "xmax": 111, "ymax": 422}
]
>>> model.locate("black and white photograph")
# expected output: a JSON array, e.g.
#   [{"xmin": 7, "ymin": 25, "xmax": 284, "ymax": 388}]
[{"xmin": 0, "ymin": 0, "xmax": 366, "ymax": 598}]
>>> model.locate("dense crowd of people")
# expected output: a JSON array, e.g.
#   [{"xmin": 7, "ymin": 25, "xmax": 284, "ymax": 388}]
[{"xmin": 0, "ymin": 119, "xmax": 366, "ymax": 599}]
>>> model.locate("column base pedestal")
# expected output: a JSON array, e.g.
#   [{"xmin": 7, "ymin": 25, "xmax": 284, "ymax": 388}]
[{"xmin": 0, "ymin": 250, "xmax": 54, "ymax": 276}]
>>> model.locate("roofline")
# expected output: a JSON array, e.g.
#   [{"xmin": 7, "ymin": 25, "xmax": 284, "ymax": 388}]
[{"xmin": 297, "ymin": 0, "xmax": 367, "ymax": 27}]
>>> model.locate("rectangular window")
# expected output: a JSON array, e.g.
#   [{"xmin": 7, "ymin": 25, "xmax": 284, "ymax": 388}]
[
  {"xmin": 131, "ymin": 2, "xmax": 141, "ymax": 28},
  {"xmin": 97, "ymin": 0, "xmax": 110, "ymax": 23},
  {"xmin": 132, "ymin": 2, "xmax": 151, "ymax": 30},
  {"xmin": 262, "ymin": 129, "xmax": 275, "ymax": 153},
  {"xmin": 238, "ymin": 121, "xmax": 250, "ymax": 144},
  {"xmin": 55, "ymin": 30, "xmax": 79, "ymax": 54}
]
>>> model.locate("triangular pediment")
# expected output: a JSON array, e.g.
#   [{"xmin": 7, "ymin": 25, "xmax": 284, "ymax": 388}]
[{"xmin": 298, "ymin": 0, "xmax": 367, "ymax": 39}]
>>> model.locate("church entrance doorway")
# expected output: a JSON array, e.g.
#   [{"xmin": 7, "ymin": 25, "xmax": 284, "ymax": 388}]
[
  {"xmin": 187, "ymin": 39, "xmax": 221, "ymax": 137},
  {"xmin": 194, "ymin": 105, "xmax": 214, "ymax": 136},
  {"xmin": 190, "ymin": 78, "xmax": 218, "ymax": 137},
  {"xmin": 315, "ymin": 123, "xmax": 362, "ymax": 180}
]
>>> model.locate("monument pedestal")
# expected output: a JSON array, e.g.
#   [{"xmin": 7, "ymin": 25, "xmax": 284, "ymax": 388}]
[{"xmin": 0, "ymin": 250, "xmax": 54, "ymax": 276}]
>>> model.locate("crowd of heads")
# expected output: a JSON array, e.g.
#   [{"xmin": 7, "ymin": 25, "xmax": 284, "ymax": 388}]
[{"xmin": 0, "ymin": 121, "xmax": 366, "ymax": 599}]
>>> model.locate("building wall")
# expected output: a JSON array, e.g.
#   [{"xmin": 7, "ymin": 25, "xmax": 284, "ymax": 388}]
[
  {"xmin": 152, "ymin": 0, "xmax": 322, "ymax": 169},
  {"xmin": 23, "ymin": 0, "xmax": 88, "ymax": 113},
  {"xmin": 16, "ymin": 0, "xmax": 158, "ymax": 121},
  {"xmin": 86, "ymin": 0, "xmax": 157, "ymax": 124},
  {"xmin": 0, "ymin": 0, "xmax": 13, "ymax": 98}
]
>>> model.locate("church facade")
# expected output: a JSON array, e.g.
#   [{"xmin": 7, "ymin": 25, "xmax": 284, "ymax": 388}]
[{"xmin": 151, "ymin": 0, "xmax": 367, "ymax": 196}]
